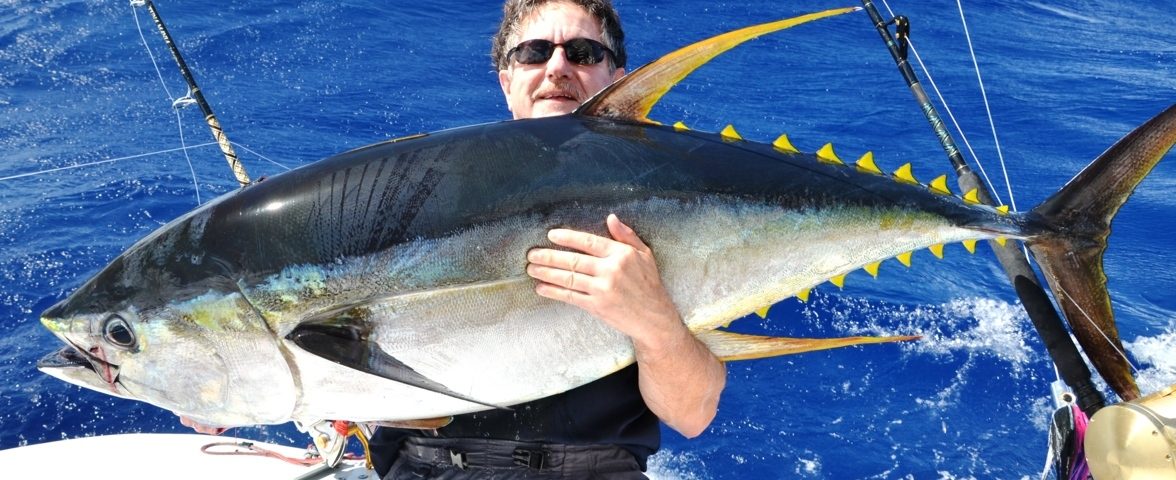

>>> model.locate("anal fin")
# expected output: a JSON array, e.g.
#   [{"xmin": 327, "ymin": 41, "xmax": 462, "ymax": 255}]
[
  {"xmin": 697, "ymin": 329, "xmax": 918, "ymax": 362},
  {"xmin": 368, "ymin": 417, "xmax": 454, "ymax": 430}
]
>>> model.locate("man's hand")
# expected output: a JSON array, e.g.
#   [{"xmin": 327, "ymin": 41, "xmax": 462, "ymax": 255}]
[
  {"xmin": 526, "ymin": 214, "xmax": 725, "ymax": 438},
  {"xmin": 178, "ymin": 414, "xmax": 228, "ymax": 435},
  {"xmin": 526, "ymin": 214, "xmax": 679, "ymax": 344}
]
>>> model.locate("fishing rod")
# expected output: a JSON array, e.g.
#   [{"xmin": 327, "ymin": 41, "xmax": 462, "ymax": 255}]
[
  {"xmin": 859, "ymin": 0, "xmax": 1106, "ymax": 415},
  {"xmin": 132, "ymin": 0, "xmax": 251, "ymax": 187}
]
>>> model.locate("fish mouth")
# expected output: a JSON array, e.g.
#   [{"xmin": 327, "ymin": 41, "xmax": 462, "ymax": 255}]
[{"xmin": 37, "ymin": 344, "xmax": 130, "ymax": 399}]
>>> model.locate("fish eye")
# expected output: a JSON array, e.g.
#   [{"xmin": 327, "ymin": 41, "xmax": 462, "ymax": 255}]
[{"xmin": 103, "ymin": 314, "xmax": 136, "ymax": 350}]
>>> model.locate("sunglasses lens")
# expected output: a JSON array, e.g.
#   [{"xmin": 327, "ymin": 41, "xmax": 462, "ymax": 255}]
[
  {"xmin": 563, "ymin": 38, "xmax": 604, "ymax": 65},
  {"xmin": 510, "ymin": 38, "xmax": 611, "ymax": 66},
  {"xmin": 514, "ymin": 39, "xmax": 555, "ymax": 64}
]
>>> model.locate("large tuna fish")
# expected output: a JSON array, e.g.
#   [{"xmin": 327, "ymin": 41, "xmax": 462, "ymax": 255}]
[{"xmin": 38, "ymin": 7, "xmax": 1170, "ymax": 430}]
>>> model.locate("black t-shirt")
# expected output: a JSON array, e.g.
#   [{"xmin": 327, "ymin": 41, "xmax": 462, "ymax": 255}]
[{"xmin": 369, "ymin": 364, "xmax": 659, "ymax": 475}]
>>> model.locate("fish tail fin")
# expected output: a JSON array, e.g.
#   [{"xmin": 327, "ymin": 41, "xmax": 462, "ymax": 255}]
[{"xmin": 1027, "ymin": 103, "xmax": 1176, "ymax": 401}]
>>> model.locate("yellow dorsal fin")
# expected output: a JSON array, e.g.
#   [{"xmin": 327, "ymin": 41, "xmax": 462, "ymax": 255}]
[
  {"xmin": 695, "ymin": 329, "xmax": 921, "ymax": 362},
  {"xmin": 893, "ymin": 163, "xmax": 919, "ymax": 185},
  {"xmin": 856, "ymin": 151, "xmax": 882, "ymax": 174},
  {"xmin": 896, "ymin": 251, "xmax": 913, "ymax": 267},
  {"xmin": 963, "ymin": 188, "xmax": 980, "ymax": 204},
  {"xmin": 829, "ymin": 273, "xmax": 846, "ymax": 288},
  {"xmin": 720, "ymin": 124, "xmax": 743, "ymax": 141},
  {"xmin": 773, "ymin": 133, "xmax": 800, "ymax": 153},
  {"xmin": 962, "ymin": 239, "xmax": 977, "ymax": 254},
  {"xmin": 796, "ymin": 288, "xmax": 811, "ymax": 302},
  {"xmin": 863, "ymin": 261, "xmax": 881, "ymax": 278},
  {"xmin": 996, "ymin": 205, "xmax": 1010, "ymax": 215},
  {"xmin": 995, "ymin": 237, "xmax": 1008, "ymax": 247},
  {"xmin": 928, "ymin": 175, "xmax": 951, "ymax": 195},
  {"xmin": 816, "ymin": 143, "xmax": 844, "ymax": 165},
  {"xmin": 754, "ymin": 306, "xmax": 770, "ymax": 319},
  {"xmin": 673, "ymin": 121, "xmax": 690, "ymax": 131},
  {"xmin": 929, "ymin": 244, "xmax": 945, "ymax": 259},
  {"xmin": 575, "ymin": 7, "xmax": 862, "ymax": 121}
]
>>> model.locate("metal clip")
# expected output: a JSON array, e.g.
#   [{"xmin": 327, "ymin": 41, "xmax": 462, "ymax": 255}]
[
  {"xmin": 449, "ymin": 450, "xmax": 468, "ymax": 470},
  {"xmin": 512, "ymin": 448, "xmax": 547, "ymax": 470}
]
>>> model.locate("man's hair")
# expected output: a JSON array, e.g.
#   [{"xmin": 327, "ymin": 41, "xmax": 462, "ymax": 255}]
[{"xmin": 491, "ymin": 0, "xmax": 627, "ymax": 71}]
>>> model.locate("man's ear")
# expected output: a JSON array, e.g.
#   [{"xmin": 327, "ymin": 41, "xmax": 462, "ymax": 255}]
[
  {"xmin": 611, "ymin": 67, "xmax": 626, "ymax": 82},
  {"xmin": 498, "ymin": 69, "xmax": 514, "ymax": 114}
]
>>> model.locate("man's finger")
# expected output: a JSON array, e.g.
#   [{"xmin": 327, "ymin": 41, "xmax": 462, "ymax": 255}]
[
  {"xmin": 527, "ymin": 248, "xmax": 599, "ymax": 276},
  {"xmin": 534, "ymin": 281, "xmax": 595, "ymax": 311},
  {"xmin": 548, "ymin": 228, "xmax": 615, "ymax": 257},
  {"xmin": 606, "ymin": 214, "xmax": 651, "ymax": 253},
  {"xmin": 527, "ymin": 264, "xmax": 597, "ymax": 294}
]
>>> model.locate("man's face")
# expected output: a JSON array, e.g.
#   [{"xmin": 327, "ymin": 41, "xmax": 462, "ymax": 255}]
[{"xmin": 498, "ymin": 1, "xmax": 625, "ymax": 119}]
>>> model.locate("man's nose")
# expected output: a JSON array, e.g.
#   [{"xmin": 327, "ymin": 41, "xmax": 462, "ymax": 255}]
[{"xmin": 544, "ymin": 46, "xmax": 573, "ymax": 78}]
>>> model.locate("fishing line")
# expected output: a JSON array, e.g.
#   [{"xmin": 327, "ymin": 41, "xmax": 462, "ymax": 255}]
[
  {"xmin": 884, "ymin": 0, "xmax": 1011, "ymax": 209},
  {"xmin": 906, "ymin": 40, "xmax": 1004, "ymax": 206},
  {"xmin": 0, "ymin": 143, "xmax": 218, "ymax": 182},
  {"xmin": 953, "ymin": 0, "xmax": 1017, "ymax": 212},
  {"xmin": 131, "ymin": 1, "xmax": 202, "ymax": 205},
  {"xmin": 231, "ymin": 142, "xmax": 293, "ymax": 172},
  {"xmin": 1056, "ymin": 286, "xmax": 1141, "ymax": 375}
]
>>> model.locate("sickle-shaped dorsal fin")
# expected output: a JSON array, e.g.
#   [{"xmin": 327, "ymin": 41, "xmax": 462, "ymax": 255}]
[{"xmin": 576, "ymin": 7, "xmax": 861, "ymax": 122}]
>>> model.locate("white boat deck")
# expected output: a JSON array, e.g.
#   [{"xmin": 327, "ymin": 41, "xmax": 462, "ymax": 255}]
[{"xmin": 0, "ymin": 433, "xmax": 375, "ymax": 479}]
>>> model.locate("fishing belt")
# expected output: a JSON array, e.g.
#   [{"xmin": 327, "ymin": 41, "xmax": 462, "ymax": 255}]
[{"xmin": 397, "ymin": 436, "xmax": 645, "ymax": 476}]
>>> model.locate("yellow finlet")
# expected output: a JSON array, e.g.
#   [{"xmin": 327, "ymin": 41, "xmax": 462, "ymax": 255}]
[
  {"xmin": 928, "ymin": 175, "xmax": 951, "ymax": 195},
  {"xmin": 720, "ymin": 124, "xmax": 743, "ymax": 142},
  {"xmin": 855, "ymin": 151, "xmax": 882, "ymax": 175},
  {"xmin": 995, "ymin": 237, "xmax": 1008, "ymax": 247},
  {"xmin": 816, "ymin": 143, "xmax": 844, "ymax": 165},
  {"xmin": 996, "ymin": 205, "xmax": 1011, "ymax": 215},
  {"xmin": 962, "ymin": 239, "xmax": 977, "ymax": 254},
  {"xmin": 896, "ymin": 251, "xmax": 913, "ymax": 267},
  {"xmin": 929, "ymin": 244, "xmax": 945, "ymax": 259},
  {"xmin": 829, "ymin": 274, "xmax": 846, "ymax": 288},
  {"xmin": 796, "ymin": 288, "xmax": 811, "ymax": 302},
  {"xmin": 575, "ymin": 7, "xmax": 861, "ymax": 122},
  {"xmin": 863, "ymin": 261, "xmax": 881, "ymax": 278},
  {"xmin": 893, "ymin": 163, "xmax": 919, "ymax": 185},
  {"xmin": 754, "ymin": 306, "xmax": 770, "ymax": 319},
  {"xmin": 963, "ymin": 188, "xmax": 981, "ymax": 204},
  {"xmin": 673, "ymin": 121, "xmax": 690, "ymax": 131},
  {"xmin": 773, "ymin": 133, "xmax": 800, "ymax": 153}
]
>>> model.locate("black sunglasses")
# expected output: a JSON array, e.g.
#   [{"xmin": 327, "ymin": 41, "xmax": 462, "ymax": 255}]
[{"xmin": 506, "ymin": 38, "xmax": 615, "ymax": 66}]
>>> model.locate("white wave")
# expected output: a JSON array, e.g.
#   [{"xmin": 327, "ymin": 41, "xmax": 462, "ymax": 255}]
[
  {"xmin": 647, "ymin": 449, "xmax": 706, "ymax": 480},
  {"xmin": 810, "ymin": 295, "xmax": 1037, "ymax": 369},
  {"xmin": 1125, "ymin": 325, "xmax": 1176, "ymax": 395}
]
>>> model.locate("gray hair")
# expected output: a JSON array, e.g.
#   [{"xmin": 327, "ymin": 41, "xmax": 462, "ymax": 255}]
[{"xmin": 491, "ymin": 0, "xmax": 627, "ymax": 71}]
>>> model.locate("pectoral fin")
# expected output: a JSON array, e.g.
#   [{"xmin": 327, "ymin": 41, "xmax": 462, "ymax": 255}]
[
  {"xmin": 287, "ymin": 322, "xmax": 508, "ymax": 411},
  {"xmin": 697, "ymin": 329, "xmax": 919, "ymax": 362}
]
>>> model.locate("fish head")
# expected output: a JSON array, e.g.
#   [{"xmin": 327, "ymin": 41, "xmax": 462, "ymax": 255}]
[{"xmin": 37, "ymin": 208, "xmax": 297, "ymax": 427}]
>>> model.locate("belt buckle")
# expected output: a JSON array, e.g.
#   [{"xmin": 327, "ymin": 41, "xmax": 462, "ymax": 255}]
[
  {"xmin": 449, "ymin": 449, "xmax": 468, "ymax": 470},
  {"xmin": 512, "ymin": 448, "xmax": 547, "ymax": 469}
]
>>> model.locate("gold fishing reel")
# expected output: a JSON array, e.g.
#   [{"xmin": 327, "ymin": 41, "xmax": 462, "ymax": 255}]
[{"xmin": 1085, "ymin": 383, "xmax": 1176, "ymax": 479}]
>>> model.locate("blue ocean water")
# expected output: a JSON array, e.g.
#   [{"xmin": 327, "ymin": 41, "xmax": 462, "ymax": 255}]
[{"xmin": 1, "ymin": 0, "xmax": 1174, "ymax": 478}]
